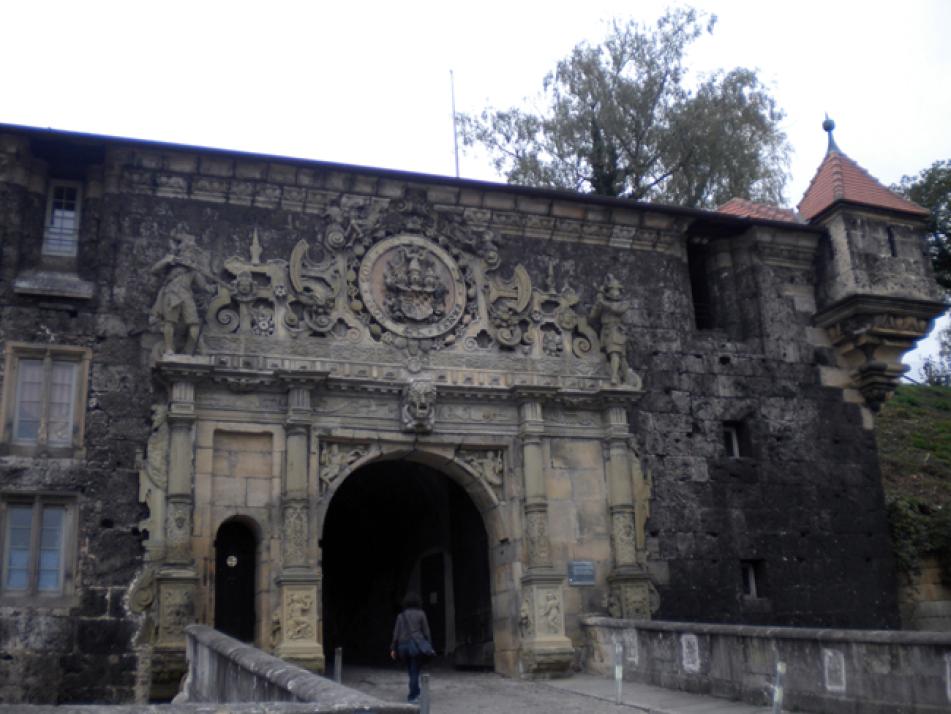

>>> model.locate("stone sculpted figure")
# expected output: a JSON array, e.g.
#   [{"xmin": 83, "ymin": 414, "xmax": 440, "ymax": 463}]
[
  {"xmin": 589, "ymin": 274, "xmax": 631, "ymax": 384},
  {"xmin": 150, "ymin": 235, "xmax": 215, "ymax": 354}
]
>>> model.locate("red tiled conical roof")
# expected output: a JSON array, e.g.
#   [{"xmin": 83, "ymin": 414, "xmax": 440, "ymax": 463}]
[
  {"xmin": 717, "ymin": 197, "xmax": 800, "ymax": 223},
  {"xmin": 798, "ymin": 148, "xmax": 928, "ymax": 221}
]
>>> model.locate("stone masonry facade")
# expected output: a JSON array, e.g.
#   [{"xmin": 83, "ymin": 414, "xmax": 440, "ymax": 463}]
[{"xmin": 0, "ymin": 125, "xmax": 943, "ymax": 703}]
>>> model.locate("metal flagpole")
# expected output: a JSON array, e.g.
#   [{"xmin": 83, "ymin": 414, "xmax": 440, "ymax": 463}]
[{"xmin": 450, "ymin": 69, "xmax": 460, "ymax": 178}]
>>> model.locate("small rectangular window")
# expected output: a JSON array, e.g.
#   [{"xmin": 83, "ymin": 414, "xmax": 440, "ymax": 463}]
[
  {"xmin": 741, "ymin": 559, "xmax": 766, "ymax": 598},
  {"xmin": 1, "ymin": 496, "xmax": 75, "ymax": 598},
  {"xmin": 723, "ymin": 424, "xmax": 740, "ymax": 458},
  {"xmin": 1, "ymin": 343, "xmax": 90, "ymax": 456},
  {"xmin": 42, "ymin": 181, "xmax": 82, "ymax": 257},
  {"xmin": 722, "ymin": 420, "xmax": 751, "ymax": 458}
]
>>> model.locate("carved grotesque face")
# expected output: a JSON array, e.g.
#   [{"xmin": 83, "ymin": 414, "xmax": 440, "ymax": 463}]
[
  {"xmin": 408, "ymin": 383, "xmax": 434, "ymax": 417},
  {"xmin": 606, "ymin": 283, "xmax": 622, "ymax": 301},
  {"xmin": 235, "ymin": 271, "xmax": 254, "ymax": 296}
]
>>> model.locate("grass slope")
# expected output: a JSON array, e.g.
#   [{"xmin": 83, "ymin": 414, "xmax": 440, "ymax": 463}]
[
  {"xmin": 876, "ymin": 384, "xmax": 951, "ymax": 576},
  {"xmin": 877, "ymin": 385, "xmax": 951, "ymax": 503}
]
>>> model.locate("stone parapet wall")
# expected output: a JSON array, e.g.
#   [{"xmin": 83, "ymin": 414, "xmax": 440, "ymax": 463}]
[
  {"xmin": 1, "ymin": 705, "xmax": 411, "ymax": 713},
  {"xmin": 180, "ymin": 624, "xmax": 414, "ymax": 711},
  {"xmin": 582, "ymin": 616, "xmax": 951, "ymax": 713}
]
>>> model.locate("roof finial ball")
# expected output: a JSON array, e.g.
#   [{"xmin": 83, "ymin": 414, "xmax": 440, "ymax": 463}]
[{"xmin": 823, "ymin": 114, "xmax": 840, "ymax": 153}]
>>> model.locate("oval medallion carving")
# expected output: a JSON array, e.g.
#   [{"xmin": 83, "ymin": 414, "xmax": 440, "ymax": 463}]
[{"xmin": 359, "ymin": 235, "xmax": 467, "ymax": 338}]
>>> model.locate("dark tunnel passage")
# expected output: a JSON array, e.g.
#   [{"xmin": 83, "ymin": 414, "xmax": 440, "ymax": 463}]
[{"xmin": 321, "ymin": 460, "xmax": 493, "ymax": 667}]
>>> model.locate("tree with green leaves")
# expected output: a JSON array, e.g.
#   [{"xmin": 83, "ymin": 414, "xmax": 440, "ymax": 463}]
[
  {"xmin": 459, "ymin": 7, "xmax": 790, "ymax": 209},
  {"xmin": 895, "ymin": 159, "xmax": 951, "ymax": 292}
]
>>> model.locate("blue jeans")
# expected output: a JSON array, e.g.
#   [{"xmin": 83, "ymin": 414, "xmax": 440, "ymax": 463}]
[{"xmin": 406, "ymin": 654, "xmax": 421, "ymax": 700}]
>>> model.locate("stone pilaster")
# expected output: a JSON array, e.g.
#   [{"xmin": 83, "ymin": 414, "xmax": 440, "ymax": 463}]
[
  {"xmin": 516, "ymin": 391, "xmax": 572, "ymax": 677},
  {"xmin": 151, "ymin": 362, "xmax": 208, "ymax": 701},
  {"xmin": 164, "ymin": 379, "xmax": 196, "ymax": 566},
  {"xmin": 603, "ymin": 403, "xmax": 652, "ymax": 620},
  {"xmin": 274, "ymin": 375, "xmax": 325, "ymax": 671}
]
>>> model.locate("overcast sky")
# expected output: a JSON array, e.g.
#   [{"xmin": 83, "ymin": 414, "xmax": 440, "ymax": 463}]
[{"xmin": 3, "ymin": 0, "xmax": 948, "ymax": 373}]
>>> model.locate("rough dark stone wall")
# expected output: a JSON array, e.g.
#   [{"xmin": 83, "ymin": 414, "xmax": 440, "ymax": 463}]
[
  {"xmin": 0, "ymin": 129, "xmax": 905, "ymax": 703},
  {"xmin": 0, "ymin": 161, "xmax": 151, "ymax": 701}
]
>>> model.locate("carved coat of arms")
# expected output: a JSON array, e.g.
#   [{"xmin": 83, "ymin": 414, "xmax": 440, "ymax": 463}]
[{"xmin": 359, "ymin": 235, "xmax": 467, "ymax": 339}]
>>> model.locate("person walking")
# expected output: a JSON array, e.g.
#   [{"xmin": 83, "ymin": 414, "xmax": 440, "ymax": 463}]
[{"xmin": 389, "ymin": 592, "xmax": 433, "ymax": 703}]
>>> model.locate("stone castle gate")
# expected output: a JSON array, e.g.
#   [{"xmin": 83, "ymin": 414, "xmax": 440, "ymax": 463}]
[{"xmin": 135, "ymin": 194, "xmax": 653, "ymax": 695}]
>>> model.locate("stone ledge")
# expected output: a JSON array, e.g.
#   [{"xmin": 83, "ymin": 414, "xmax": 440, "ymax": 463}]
[
  {"xmin": 581, "ymin": 614, "xmax": 951, "ymax": 645},
  {"xmin": 14, "ymin": 270, "xmax": 94, "ymax": 299}
]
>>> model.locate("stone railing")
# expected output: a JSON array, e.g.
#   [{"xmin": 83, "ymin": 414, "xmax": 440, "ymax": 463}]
[
  {"xmin": 582, "ymin": 616, "xmax": 951, "ymax": 714},
  {"xmin": 180, "ymin": 624, "xmax": 415, "ymax": 712}
]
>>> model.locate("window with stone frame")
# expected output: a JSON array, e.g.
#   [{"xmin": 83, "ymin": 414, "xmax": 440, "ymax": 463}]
[
  {"xmin": 42, "ymin": 180, "xmax": 82, "ymax": 257},
  {"xmin": 740, "ymin": 559, "xmax": 767, "ymax": 598},
  {"xmin": 0, "ymin": 343, "xmax": 91, "ymax": 456},
  {"xmin": 722, "ymin": 419, "xmax": 752, "ymax": 458},
  {"xmin": 0, "ymin": 494, "xmax": 77, "ymax": 599}
]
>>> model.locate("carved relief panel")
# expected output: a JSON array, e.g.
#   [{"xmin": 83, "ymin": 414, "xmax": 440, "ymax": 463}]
[{"xmin": 147, "ymin": 189, "xmax": 639, "ymax": 388}]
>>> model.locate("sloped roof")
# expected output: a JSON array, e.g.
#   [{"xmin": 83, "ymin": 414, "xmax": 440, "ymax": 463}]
[
  {"xmin": 717, "ymin": 197, "xmax": 800, "ymax": 223},
  {"xmin": 797, "ymin": 149, "xmax": 928, "ymax": 221}
]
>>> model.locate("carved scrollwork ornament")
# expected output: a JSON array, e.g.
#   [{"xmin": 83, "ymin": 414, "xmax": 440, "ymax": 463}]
[
  {"xmin": 283, "ymin": 501, "xmax": 308, "ymax": 568},
  {"xmin": 611, "ymin": 511, "xmax": 638, "ymax": 566}
]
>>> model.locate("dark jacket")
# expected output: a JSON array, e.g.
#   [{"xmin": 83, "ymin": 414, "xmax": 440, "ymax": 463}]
[{"xmin": 391, "ymin": 607, "xmax": 431, "ymax": 650}]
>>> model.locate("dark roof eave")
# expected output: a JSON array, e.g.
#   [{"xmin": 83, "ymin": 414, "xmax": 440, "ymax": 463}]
[
  {"xmin": 0, "ymin": 121, "xmax": 822, "ymax": 234},
  {"xmin": 805, "ymin": 197, "xmax": 931, "ymax": 224}
]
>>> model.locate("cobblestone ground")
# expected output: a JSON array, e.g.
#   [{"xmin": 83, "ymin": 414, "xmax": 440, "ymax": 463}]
[{"xmin": 342, "ymin": 665, "xmax": 637, "ymax": 713}]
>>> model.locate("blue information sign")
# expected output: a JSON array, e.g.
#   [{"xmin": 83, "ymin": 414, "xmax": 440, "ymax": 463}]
[{"xmin": 568, "ymin": 560, "xmax": 596, "ymax": 586}]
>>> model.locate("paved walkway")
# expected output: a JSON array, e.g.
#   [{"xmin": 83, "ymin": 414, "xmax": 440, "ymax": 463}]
[{"xmin": 341, "ymin": 665, "xmax": 774, "ymax": 713}]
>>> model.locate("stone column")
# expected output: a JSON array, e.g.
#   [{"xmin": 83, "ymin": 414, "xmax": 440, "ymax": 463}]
[
  {"xmin": 275, "ymin": 375, "xmax": 325, "ymax": 672},
  {"xmin": 516, "ymin": 390, "xmax": 573, "ymax": 677},
  {"xmin": 603, "ymin": 403, "xmax": 652, "ymax": 619}
]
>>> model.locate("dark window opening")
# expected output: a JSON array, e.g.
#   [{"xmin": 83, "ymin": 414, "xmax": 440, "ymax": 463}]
[
  {"xmin": 722, "ymin": 420, "xmax": 751, "ymax": 458},
  {"xmin": 886, "ymin": 227, "xmax": 898, "ymax": 257},
  {"xmin": 687, "ymin": 239, "xmax": 714, "ymax": 330},
  {"xmin": 741, "ymin": 560, "xmax": 766, "ymax": 598}
]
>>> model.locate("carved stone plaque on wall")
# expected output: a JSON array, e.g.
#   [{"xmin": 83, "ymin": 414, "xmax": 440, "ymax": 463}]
[{"xmin": 359, "ymin": 235, "xmax": 467, "ymax": 339}]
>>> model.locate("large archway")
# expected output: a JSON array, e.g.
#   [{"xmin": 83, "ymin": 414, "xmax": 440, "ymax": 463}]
[{"xmin": 321, "ymin": 459, "xmax": 493, "ymax": 667}]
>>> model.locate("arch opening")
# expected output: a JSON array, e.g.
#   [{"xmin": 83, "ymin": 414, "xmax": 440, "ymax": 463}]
[
  {"xmin": 321, "ymin": 459, "xmax": 493, "ymax": 668},
  {"xmin": 214, "ymin": 518, "xmax": 257, "ymax": 643}
]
